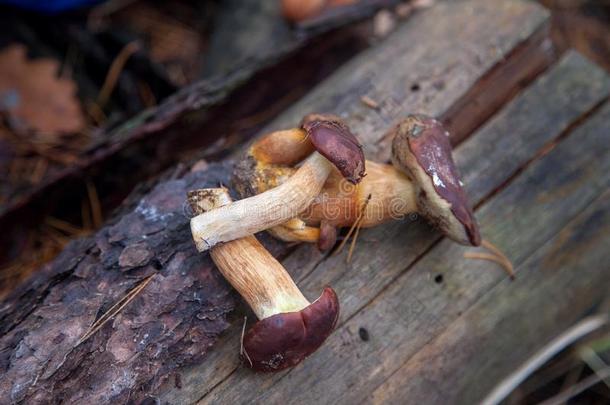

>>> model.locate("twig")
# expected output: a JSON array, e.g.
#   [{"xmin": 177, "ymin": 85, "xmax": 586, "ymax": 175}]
[
  {"xmin": 538, "ymin": 367, "xmax": 610, "ymax": 405},
  {"xmin": 481, "ymin": 315, "xmax": 608, "ymax": 405},
  {"xmin": 579, "ymin": 346, "xmax": 610, "ymax": 389},
  {"xmin": 77, "ymin": 274, "xmax": 155, "ymax": 346},
  {"xmin": 557, "ymin": 362, "xmax": 583, "ymax": 403},
  {"xmin": 97, "ymin": 41, "xmax": 140, "ymax": 109}
]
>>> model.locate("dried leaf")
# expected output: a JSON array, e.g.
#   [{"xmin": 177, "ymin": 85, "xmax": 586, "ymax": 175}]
[{"xmin": 0, "ymin": 44, "xmax": 85, "ymax": 134}]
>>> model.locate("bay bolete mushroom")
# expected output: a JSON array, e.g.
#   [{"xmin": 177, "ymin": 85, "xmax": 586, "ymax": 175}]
[
  {"xmin": 190, "ymin": 114, "xmax": 365, "ymax": 252},
  {"xmin": 234, "ymin": 114, "xmax": 480, "ymax": 248},
  {"xmin": 390, "ymin": 114, "xmax": 480, "ymax": 246},
  {"xmin": 188, "ymin": 187, "xmax": 339, "ymax": 371}
]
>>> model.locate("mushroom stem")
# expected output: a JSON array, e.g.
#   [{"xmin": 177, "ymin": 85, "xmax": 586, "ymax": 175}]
[
  {"xmin": 237, "ymin": 160, "xmax": 418, "ymax": 246},
  {"xmin": 189, "ymin": 188, "xmax": 310, "ymax": 319},
  {"xmin": 189, "ymin": 187, "xmax": 340, "ymax": 372},
  {"xmin": 191, "ymin": 152, "xmax": 333, "ymax": 252},
  {"xmin": 301, "ymin": 160, "xmax": 418, "ymax": 227},
  {"xmin": 212, "ymin": 235, "xmax": 310, "ymax": 319}
]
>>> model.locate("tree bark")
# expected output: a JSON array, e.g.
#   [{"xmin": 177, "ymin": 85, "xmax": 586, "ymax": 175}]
[{"xmin": 0, "ymin": 161, "xmax": 287, "ymax": 404}]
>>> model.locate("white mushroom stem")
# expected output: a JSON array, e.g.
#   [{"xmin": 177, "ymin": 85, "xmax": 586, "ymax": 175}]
[
  {"xmin": 190, "ymin": 188, "xmax": 310, "ymax": 319},
  {"xmin": 191, "ymin": 152, "xmax": 333, "ymax": 251}
]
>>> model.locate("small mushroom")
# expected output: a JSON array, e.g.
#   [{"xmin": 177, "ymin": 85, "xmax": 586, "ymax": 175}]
[
  {"xmin": 234, "ymin": 114, "xmax": 480, "ymax": 247},
  {"xmin": 390, "ymin": 114, "xmax": 480, "ymax": 246},
  {"xmin": 190, "ymin": 114, "xmax": 365, "ymax": 251},
  {"xmin": 188, "ymin": 188, "xmax": 339, "ymax": 371}
]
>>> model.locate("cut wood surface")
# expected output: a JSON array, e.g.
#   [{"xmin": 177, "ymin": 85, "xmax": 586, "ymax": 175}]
[
  {"xmin": 188, "ymin": 50, "xmax": 610, "ymax": 405},
  {"xmin": 4, "ymin": 0, "xmax": 610, "ymax": 403},
  {"xmin": 370, "ymin": 193, "xmax": 610, "ymax": 404}
]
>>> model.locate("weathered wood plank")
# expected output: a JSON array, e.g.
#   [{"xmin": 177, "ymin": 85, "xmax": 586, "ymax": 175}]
[
  {"xmin": 441, "ymin": 24, "xmax": 557, "ymax": 145},
  {"xmin": 154, "ymin": 1, "xmax": 555, "ymax": 402},
  {"xmin": 203, "ymin": 96, "xmax": 610, "ymax": 404},
  {"xmin": 370, "ymin": 189, "xmax": 610, "ymax": 405},
  {"xmin": 264, "ymin": 0, "xmax": 551, "ymax": 162},
  {"xmin": 160, "ymin": 50, "xmax": 609, "ymax": 403}
]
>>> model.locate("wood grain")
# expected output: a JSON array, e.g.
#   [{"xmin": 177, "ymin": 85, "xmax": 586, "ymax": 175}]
[
  {"xmin": 369, "ymin": 189, "xmax": 610, "ymax": 404},
  {"xmin": 261, "ymin": 0, "xmax": 551, "ymax": 163},
  {"xmin": 202, "ymin": 73, "xmax": 610, "ymax": 404}
]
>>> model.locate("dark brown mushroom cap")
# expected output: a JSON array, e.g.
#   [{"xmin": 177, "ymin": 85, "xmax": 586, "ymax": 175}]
[
  {"xmin": 301, "ymin": 113, "xmax": 366, "ymax": 184},
  {"xmin": 242, "ymin": 287, "xmax": 339, "ymax": 372},
  {"xmin": 390, "ymin": 115, "xmax": 481, "ymax": 246}
]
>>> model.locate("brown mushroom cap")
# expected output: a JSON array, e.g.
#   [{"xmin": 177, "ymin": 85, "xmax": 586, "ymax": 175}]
[
  {"xmin": 390, "ymin": 114, "xmax": 481, "ymax": 246},
  {"xmin": 242, "ymin": 287, "xmax": 339, "ymax": 372},
  {"xmin": 301, "ymin": 113, "xmax": 366, "ymax": 184}
]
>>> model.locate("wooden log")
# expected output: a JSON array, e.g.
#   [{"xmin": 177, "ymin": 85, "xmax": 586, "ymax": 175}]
[
  {"xmin": 366, "ymin": 98, "xmax": 610, "ymax": 405},
  {"xmin": 181, "ymin": 51, "xmax": 610, "ymax": 404},
  {"xmin": 369, "ymin": 193, "xmax": 610, "ymax": 404}
]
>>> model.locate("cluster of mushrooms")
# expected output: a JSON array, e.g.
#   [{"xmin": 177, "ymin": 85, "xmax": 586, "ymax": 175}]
[{"xmin": 188, "ymin": 114, "xmax": 481, "ymax": 372}]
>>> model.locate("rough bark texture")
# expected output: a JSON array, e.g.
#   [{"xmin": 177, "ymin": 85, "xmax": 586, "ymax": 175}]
[{"xmin": 0, "ymin": 162, "xmax": 248, "ymax": 404}]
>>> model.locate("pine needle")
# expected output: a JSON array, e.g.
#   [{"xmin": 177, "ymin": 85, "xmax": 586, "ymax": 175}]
[
  {"xmin": 333, "ymin": 193, "xmax": 371, "ymax": 257},
  {"xmin": 97, "ymin": 41, "xmax": 140, "ymax": 109},
  {"xmin": 45, "ymin": 216, "xmax": 84, "ymax": 236},
  {"xmin": 77, "ymin": 274, "xmax": 154, "ymax": 346},
  {"xmin": 347, "ymin": 219, "xmax": 363, "ymax": 263},
  {"xmin": 240, "ymin": 316, "xmax": 253, "ymax": 367}
]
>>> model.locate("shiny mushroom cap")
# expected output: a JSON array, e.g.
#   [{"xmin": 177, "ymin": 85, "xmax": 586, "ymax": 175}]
[
  {"xmin": 242, "ymin": 287, "xmax": 339, "ymax": 372},
  {"xmin": 390, "ymin": 114, "xmax": 481, "ymax": 246},
  {"xmin": 301, "ymin": 113, "xmax": 366, "ymax": 184},
  {"xmin": 234, "ymin": 114, "xmax": 365, "ymax": 198}
]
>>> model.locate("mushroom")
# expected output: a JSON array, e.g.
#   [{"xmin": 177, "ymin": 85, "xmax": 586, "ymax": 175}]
[
  {"xmin": 234, "ymin": 114, "xmax": 480, "ymax": 247},
  {"xmin": 188, "ymin": 187, "xmax": 339, "ymax": 371},
  {"xmin": 190, "ymin": 114, "xmax": 365, "ymax": 252},
  {"xmin": 390, "ymin": 114, "xmax": 480, "ymax": 246}
]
